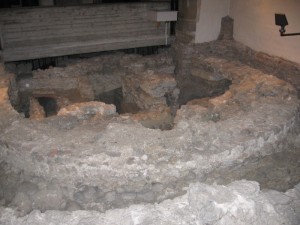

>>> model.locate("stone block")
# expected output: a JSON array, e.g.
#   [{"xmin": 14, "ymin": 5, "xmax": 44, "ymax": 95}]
[
  {"xmin": 191, "ymin": 67, "xmax": 225, "ymax": 81},
  {"xmin": 140, "ymin": 72, "xmax": 177, "ymax": 98},
  {"xmin": 218, "ymin": 16, "xmax": 234, "ymax": 40},
  {"xmin": 29, "ymin": 97, "xmax": 45, "ymax": 120},
  {"xmin": 57, "ymin": 101, "xmax": 116, "ymax": 119},
  {"xmin": 130, "ymin": 105, "xmax": 174, "ymax": 130}
]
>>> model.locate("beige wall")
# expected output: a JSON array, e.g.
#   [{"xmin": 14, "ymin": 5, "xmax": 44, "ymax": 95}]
[
  {"xmin": 195, "ymin": 0, "xmax": 230, "ymax": 43},
  {"xmin": 230, "ymin": 0, "xmax": 300, "ymax": 64}
]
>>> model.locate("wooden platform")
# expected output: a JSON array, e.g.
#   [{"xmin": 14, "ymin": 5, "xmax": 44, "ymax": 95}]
[{"xmin": 0, "ymin": 3, "xmax": 170, "ymax": 62}]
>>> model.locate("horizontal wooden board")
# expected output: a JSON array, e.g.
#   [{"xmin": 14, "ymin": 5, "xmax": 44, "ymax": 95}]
[{"xmin": 0, "ymin": 2, "xmax": 170, "ymax": 62}]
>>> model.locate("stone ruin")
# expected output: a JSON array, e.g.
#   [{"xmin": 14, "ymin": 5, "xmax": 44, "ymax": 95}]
[
  {"xmin": 0, "ymin": 40, "xmax": 300, "ymax": 224},
  {"xmin": 8, "ymin": 50, "xmax": 178, "ymax": 130}
]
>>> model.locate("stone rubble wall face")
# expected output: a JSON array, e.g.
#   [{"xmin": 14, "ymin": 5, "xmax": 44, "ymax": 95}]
[
  {"xmin": 0, "ymin": 180, "xmax": 299, "ymax": 225},
  {"xmin": 0, "ymin": 52, "xmax": 299, "ymax": 214},
  {"xmin": 0, "ymin": 41, "xmax": 299, "ymax": 223}
]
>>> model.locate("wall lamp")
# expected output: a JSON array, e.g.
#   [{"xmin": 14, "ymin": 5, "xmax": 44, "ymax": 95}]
[{"xmin": 275, "ymin": 14, "xmax": 300, "ymax": 36}]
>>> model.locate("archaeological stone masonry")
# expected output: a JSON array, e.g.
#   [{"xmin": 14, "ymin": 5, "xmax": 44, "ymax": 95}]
[{"xmin": 0, "ymin": 40, "xmax": 300, "ymax": 224}]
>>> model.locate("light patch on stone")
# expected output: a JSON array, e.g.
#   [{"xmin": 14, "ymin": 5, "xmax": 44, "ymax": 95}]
[
  {"xmin": 141, "ymin": 155, "xmax": 148, "ymax": 161},
  {"xmin": 214, "ymin": 193, "xmax": 256, "ymax": 218},
  {"xmin": 57, "ymin": 101, "xmax": 116, "ymax": 118}
]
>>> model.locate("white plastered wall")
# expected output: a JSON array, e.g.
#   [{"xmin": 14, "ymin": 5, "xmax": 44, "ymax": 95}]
[
  {"xmin": 230, "ymin": 0, "xmax": 300, "ymax": 64},
  {"xmin": 195, "ymin": 0, "xmax": 230, "ymax": 43}
]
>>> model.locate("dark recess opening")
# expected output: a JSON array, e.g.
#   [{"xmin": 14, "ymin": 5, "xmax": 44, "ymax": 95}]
[
  {"xmin": 37, "ymin": 97, "xmax": 58, "ymax": 117},
  {"xmin": 97, "ymin": 88, "xmax": 123, "ymax": 114},
  {"xmin": 170, "ymin": 0, "xmax": 178, "ymax": 35},
  {"xmin": 177, "ymin": 77, "xmax": 232, "ymax": 106},
  {"xmin": 97, "ymin": 88, "xmax": 140, "ymax": 114},
  {"xmin": 31, "ymin": 57, "xmax": 60, "ymax": 70}
]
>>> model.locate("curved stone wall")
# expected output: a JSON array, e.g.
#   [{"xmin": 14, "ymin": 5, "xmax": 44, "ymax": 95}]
[{"xmin": 0, "ymin": 43, "xmax": 299, "ymax": 222}]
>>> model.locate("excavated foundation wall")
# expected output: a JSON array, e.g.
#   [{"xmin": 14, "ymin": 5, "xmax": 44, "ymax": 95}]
[
  {"xmin": 0, "ymin": 40, "xmax": 300, "ymax": 224},
  {"xmin": 173, "ymin": 39, "xmax": 300, "ymax": 97}
]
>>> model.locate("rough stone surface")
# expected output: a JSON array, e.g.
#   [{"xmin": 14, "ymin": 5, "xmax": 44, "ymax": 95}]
[
  {"xmin": 0, "ymin": 180, "xmax": 299, "ymax": 225},
  {"xmin": 173, "ymin": 41, "xmax": 232, "ymax": 105},
  {"xmin": 184, "ymin": 40, "xmax": 300, "ymax": 97},
  {"xmin": 57, "ymin": 101, "xmax": 116, "ymax": 119},
  {"xmin": 191, "ymin": 67, "xmax": 226, "ymax": 81},
  {"xmin": 29, "ymin": 97, "xmax": 45, "ymax": 120},
  {"xmin": 218, "ymin": 16, "xmax": 234, "ymax": 40},
  {"xmin": 12, "ymin": 50, "xmax": 175, "ymax": 118},
  {"xmin": 1, "ymin": 48, "xmax": 299, "ymax": 212},
  {"xmin": 127, "ymin": 105, "xmax": 174, "ymax": 130},
  {"xmin": 140, "ymin": 72, "xmax": 177, "ymax": 98},
  {"xmin": 122, "ymin": 70, "xmax": 179, "ymax": 110},
  {"xmin": 0, "ymin": 40, "xmax": 300, "ymax": 224}
]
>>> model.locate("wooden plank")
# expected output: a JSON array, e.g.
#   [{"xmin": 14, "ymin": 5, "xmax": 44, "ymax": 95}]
[
  {"xmin": 0, "ymin": 3, "xmax": 169, "ymax": 23},
  {"xmin": 0, "ymin": 2, "xmax": 171, "ymax": 62},
  {"xmin": 5, "ymin": 28, "xmax": 166, "ymax": 48},
  {"xmin": 3, "ymin": 36, "xmax": 168, "ymax": 61},
  {"xmin": 4, "ymin": 22, "xmax": 151, "ymax": 36},
  {"xmin": 1, "ymin": 11, "xmax": 146, "ymax": 28}
]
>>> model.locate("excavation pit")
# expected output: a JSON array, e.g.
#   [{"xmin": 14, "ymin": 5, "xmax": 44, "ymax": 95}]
[{"xmin": 0, "ymin": 41, "xmax": 300, "ymax": 223}]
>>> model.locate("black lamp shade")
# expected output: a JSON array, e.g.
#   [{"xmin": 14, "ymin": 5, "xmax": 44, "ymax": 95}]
[{"xmin": 275, "ymin": 14, "xmax": 288, "ymax": 26}]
